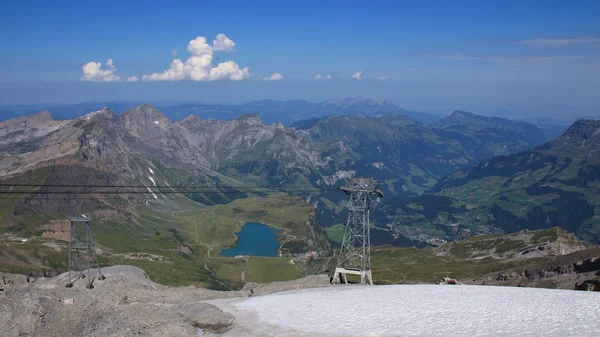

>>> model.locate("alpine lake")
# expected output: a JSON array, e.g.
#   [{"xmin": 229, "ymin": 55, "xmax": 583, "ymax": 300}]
[{"xmin": 219, "ymin": 222, "xmax": 281, "ymax": 257}]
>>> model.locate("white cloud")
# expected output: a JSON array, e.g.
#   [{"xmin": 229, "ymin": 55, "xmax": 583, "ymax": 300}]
[
  {"xmin": 212, "ymin": 33, "xmax": 236, "ymax": 52},
  {"xmin": 142, "ymin": 34, "xmax": 251, "ymax": 82},
  {"xmin": 314, "ymin": 74, "xmax": 322, "ymax": 80},
  {"xmin": 351, "ymin": 71, "xmax": 364, "ymax": 80},
  {"xmin": 187, "ymin": 36, "xmax": 213, "ymax": 56},
  {"xmin": 325, "ymin": 74, "xmax": 332, "ymax": 80},
  {"xmin": 142, "ymin": 59, "xmax": 187, "ymax": 81},
  {"xmin": 171, "ymin": 49, "xmax": 177, "ymax": 57},
  {"xmin": 378, "ymin": 76, "xmax": 387, "ymax": 80},
  {"xmin": 81, "ymin": 58, "xmax": 121, "ymax": 82},
  {"xmin": 126, "ymin": 76, "xmax": 139, "ymax": 82},
  {"xmin": 211, "ymin": 61, "xmax": 251, "ymax": 80},
  {"xmin": 264, "ymin": 72, "xmax": 283, "ymax": 81},
  {"xmin": 517, "ymin": 36, "xmax": 600, "ymax": 48}
]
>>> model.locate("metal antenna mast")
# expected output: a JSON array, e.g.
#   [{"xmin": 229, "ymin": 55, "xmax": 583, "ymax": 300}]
[
  {"xmin": 66, "ymin": 216, "xmax": 105, "ymax": 289},
  {"xmin": 332, "ymin": 178, "xmax": 383, "ymax": 285}
]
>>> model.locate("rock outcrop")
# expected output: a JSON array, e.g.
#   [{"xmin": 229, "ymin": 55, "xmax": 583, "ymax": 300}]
[{"xmin": 0, "ymin": 266, "xmax": 331, "ymax": 337}]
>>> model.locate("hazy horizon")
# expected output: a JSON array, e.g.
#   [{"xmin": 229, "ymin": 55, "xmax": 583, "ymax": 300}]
[{"xmin": 1, "ymin": 81, "xmax": 599, "ymax": 120}]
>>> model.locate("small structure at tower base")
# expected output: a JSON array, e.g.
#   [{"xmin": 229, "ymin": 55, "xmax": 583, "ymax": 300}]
[{"xmin": 332, "ymin": 267, "xmax": 373, "ymax": 286}]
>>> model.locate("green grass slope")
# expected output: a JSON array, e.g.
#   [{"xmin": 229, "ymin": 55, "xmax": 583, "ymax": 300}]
[{"xmin": 0, "ymin": 195, "xmax": 331, "ymax": 289}]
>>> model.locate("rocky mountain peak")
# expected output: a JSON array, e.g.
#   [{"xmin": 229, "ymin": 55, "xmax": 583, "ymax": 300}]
[
  {"xmin": 121, "ymin": 104, "xmax": 168, "ymax": 122},
  {"xmin": 235, "ymin": 114, "xmax": 263, "ymax": 125},
  {"xmin": 35, "ymin": 110, "xmax": 53, "ymax": 121},
  {"xmin": 562, "ymin": 119, "xmax": 600, "ymax": 140},
  {"xmin": 0, "ymin": 110, "xmax": 54, "ymax": 130},
  {"xmin": 26, "ymin": 110, "xmax": 53, "ymax": 127},
  {"xmin": 77, "ymin": 108, "xmax": 118, "ymax": 123},
  {"xmin": 119, "ymin": 105, "xmax": 171, "ymax": 138},
  {"xmin": 181, "ymin": 114, "xmax": 202, "ymax": 123},
  {"xmin": 98, "ymin": 107, "xmax": 115, "ymax": 115}
]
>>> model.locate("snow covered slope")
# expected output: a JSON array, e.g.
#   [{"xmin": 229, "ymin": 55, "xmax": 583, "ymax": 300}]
[{"xmin": 209, "ymin": 285, "xmax": 600, "ymax": 337}]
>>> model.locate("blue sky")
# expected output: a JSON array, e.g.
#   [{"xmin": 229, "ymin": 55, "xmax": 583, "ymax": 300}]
[{"xmin": 1, "ymin": 0, "xmax": 599, "ymax": 116}]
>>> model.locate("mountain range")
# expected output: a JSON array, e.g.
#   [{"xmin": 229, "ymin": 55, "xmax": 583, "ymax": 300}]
[
  {"xmin": 158, "ymin": 97, "xmax": 445, "ymax": 125},
  {"xmin": 0, "ymin": 98, "xmax": 433, "ymax": 125},
  {"xmin": 390, "ymin": 119, "xmax": 600, "ymax": 245},
  {"xmin": 0, "ymin": 103, "xmax": 552, "ymax": 237},
  {"xmin": 1, "ymin": 101, "xmax": 599, "ymax": 288},
  {"xmin": 1, "ymin": 98, "xmax": 573, "ymax": 132}
]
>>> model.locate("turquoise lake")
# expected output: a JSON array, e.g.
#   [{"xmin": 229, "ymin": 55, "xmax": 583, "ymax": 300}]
[{"xmin": 219, "ymin": 222, "xmax": 281, "ymax": 257}]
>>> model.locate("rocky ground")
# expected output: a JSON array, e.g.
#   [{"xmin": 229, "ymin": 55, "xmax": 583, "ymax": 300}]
[
  {"xmin": 464, "ymin": 248, "xmax": 600, "ymax": 290},
  {"xmin": 0, "ymin": 265, "xmax": 330, "ymax": 337},
  {"xmin": 2, "ymin": 262, "xmax": 599, "ymax": 336}
]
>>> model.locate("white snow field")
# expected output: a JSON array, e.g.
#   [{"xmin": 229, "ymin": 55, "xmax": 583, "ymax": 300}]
[{"xmin": 208, "ymin": 284, "xmax": 600, "ymax": 337}]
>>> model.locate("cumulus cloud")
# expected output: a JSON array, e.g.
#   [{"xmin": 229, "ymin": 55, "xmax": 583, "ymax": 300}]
[
  {"xmin": 325, "ymin": 74, "xmax": 332, "ymax": 80},
  {"xmin": 264, "ymin": 73, "xmax": 283, "ymax": 81},
  {"xmin": 314, "ymin": 74, "xmax": 322, "ymax": 80},
  {"xmin": 142, "ymin": 34, "xmax": 251, "ymax": 82},
  {"xmin": 212, "ymin": 33, "xmax": 236, "ymax": 52},
  {"xmin": 378, "ymin": 76, "xmax": 387, "ymax": 80},
  {"xmin": 171, "ymin": 49, "xmax": 177, "ymax": 57},
  {"xmin": 126, "ymin": 76, "xmax": 139, "ymax": 82},
  {"xmin": 81, "ymin": 58, "xmax": 121, "ymax": 82},
  {"xmin": 351, "ymin": 71, "xmax": 364, "ymax": 80}
]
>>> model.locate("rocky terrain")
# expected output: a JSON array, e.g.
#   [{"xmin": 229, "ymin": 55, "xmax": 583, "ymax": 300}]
[
  {"xmin": 466, "ymin": 249, "xmax": 600, "ymax": 290},
  {"xmin": 0, "ymin": 103, "xmax": 548, "ymax": 247},
  {"xmin": 446, "ymin": 229, "xmax": 600, "ymax": 290},
  {"xmin": 371, "ymin": 228, "xmax": 600, "ymax": 290},
  {"xmin": 0, "ymin": 265, "xmax": 331, "ymax": 337},
  {"xmin": 2, "ymin": 264, "xmax": 598, "ymax": 337}
]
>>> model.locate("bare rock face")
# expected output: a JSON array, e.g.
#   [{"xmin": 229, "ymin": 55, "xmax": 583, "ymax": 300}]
[
  {"xmin": 0, "ymin": 104, "xmax": 339, "ymax": 231},
  {"xmin": 477, "ymin": 248, "xmax": 600, "ymax": 290},
  {"xmin": 529, "ymin": 256, "xmax": 600, "ymax": 280},
  {"xmin": 120, "ymin": 104, "xmax": 171, "ymax": 139},
  {"xmin": 561, "ymin": 119, "xmax": 600, "ymax": 140},
  {"xmin": 575, "ymin": 279, "xmax": 600, "ymax": 291},
  {"xmin": 0, "ymin": 110, "xmax": 53, "ymax": 131},
  {"xmin": 179, "ymin": 303, "xmax": 235, "ymax": 334},
  {"xmin": 0, "ymin": 266, "xmax": 333, "ymax": 337},
  {"xmin": 1, "ymin": 103, "xmax": 537, "ymax": 204}
]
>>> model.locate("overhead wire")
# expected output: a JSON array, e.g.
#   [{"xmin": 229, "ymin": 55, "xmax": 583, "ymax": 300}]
[
  {"xmin": 0, "ymin": 182, "xmax": 341, "ymax": 200},
  {"xmin": 0, "ymin": 183, "xmax": 328, "ymax": 188}
]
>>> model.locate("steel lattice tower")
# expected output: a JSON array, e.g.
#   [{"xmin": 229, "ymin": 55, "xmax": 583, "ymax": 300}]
[
  {"xmin": 66, "ymin": 217, "xmax": 105, "ymax": 289},
  {"xmin": 332, "ymin": 178, "xmax": 383, "ymax": 285}
]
